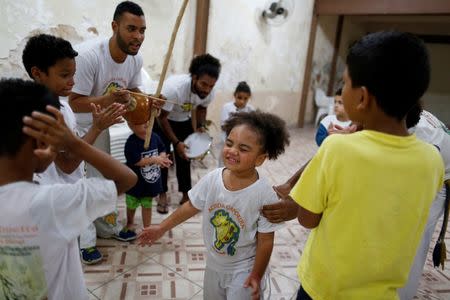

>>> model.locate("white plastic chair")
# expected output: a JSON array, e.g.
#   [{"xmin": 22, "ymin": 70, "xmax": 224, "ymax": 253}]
[
  {"xmin": 314, "ymin": 88, "xmax": 334, "ymax": 126},
  {"xmin": 109, "ymin": 124, "xmax": 132, "ymax": 163}
]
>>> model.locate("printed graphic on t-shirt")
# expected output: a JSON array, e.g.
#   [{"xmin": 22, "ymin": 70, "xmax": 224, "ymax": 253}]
[
  {"xmin": 0, "ymin": 226, "xmax": 47, "ymax": 299},
  {"xmin": 181, "ymin": 102, "xmax": 193, "ymax": 112},
  {"xmin": 422, "ymin": 111, "xmax": 447, "ymax": 130},
  {"xmin": 210, "ymin": 209, "xmax": 241, "ymax": 256},
  {"xmin": 141, "ymin": 149, "xmax": 161, "ymax": 183},
  {"xmin": 103, "ymin": 82, "xmax": 122, "ymax": 95}
]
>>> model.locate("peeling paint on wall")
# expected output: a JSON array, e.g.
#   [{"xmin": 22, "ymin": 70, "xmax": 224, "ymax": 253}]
[
  {"xmin": 87, "ymin": 27, "xmax": 99, "ymax": 35},
  {"xmin": 0, "ymin": 24, "xmax": 86, "ymax": 78},
  {"xmin": 0, "ymin": 0, "xmax": 196, "ymax": 81}
]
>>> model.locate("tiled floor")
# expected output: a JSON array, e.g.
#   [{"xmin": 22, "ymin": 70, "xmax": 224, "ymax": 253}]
[{"xmin": 83, "ymin": 126, "xmax": 450, "ymax": 300}]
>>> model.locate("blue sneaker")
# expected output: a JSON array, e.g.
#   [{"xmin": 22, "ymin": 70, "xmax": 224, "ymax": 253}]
[
  {"xmin": 113, "ymin": 228, "xmax": 137, "ymax": 242},
  {"xmin": 80, "ymin": 247, "xmax": 102, "ymax": 265}
]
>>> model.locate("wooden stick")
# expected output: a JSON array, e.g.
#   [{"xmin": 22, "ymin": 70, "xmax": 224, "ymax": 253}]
[
  {"xmin": 128, "ymin": 91, "xmax": 178, "ymax": 106},
  {"xmin": 144, "ymin": 0, "xmax": 190, "ymax": 149}
]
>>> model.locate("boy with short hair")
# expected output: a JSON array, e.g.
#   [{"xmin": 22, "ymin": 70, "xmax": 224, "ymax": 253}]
[
  {"xmin": 0, "ymin": 78, "xmax": 137, "ymax": 299},
  {"xmin": 22, "ymin": 33, "xmax": 125, "ymax": 264},
  {"xmin": 124, "ymin": 122, "xmax": 172, "ymax": 230},
  {"xmin": 291, "ymin": 31, "xmax": 444, "ymax": 299},
  {"xmin": 22, "ymin": 33, "xmax": 125, "ymax": 183}
]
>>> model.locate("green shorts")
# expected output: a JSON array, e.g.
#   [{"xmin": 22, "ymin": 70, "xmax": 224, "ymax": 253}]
[{"xmin": 125, "ymin": 194, "xmax": 153, "ymax": 209}]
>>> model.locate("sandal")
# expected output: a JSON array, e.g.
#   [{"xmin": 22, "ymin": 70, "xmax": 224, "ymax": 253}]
[{"xmin": 157, "ymin": 202, "xmax": 169, "ymax": 214}]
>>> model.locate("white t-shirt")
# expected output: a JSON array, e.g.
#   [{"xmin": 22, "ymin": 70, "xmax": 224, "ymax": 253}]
[
  {"xmin": 410, "ymin": 110, "xmax": 450, "ymax": 180},
  {"xmin": 188, "ymin": 168, "xmax": 284, "ymax": 273},
  {"xmin": 399, "ymin": 113, "xmax": 449, "ymax": 299},
  {"xmin": 161, "ymin": 74, "xmax": 215, "ymax": 122},
  {"xmin": 220, "ymin": 101, "xmax": 255, "ymax": 126},
  {"xmin": 319, "ymin": 114, "xmax": 352, "ymax": 129},
  {"xmin": 33, "ymin": 98, "xmax": 84, "ymax": 184},
  {"xmin": 72, "ymin": 39, "xmax": 143, "ymax": 134},
  {"xmin": 0, "ymin": 178, "xmax": 117, "ymax": 299}
]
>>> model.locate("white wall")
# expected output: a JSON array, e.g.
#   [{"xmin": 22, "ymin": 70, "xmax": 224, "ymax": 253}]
[
  {"xmin": 312, "ymin": 16, "xmax": 338, "ymax": 93},
  {"xmin": 423, "ymin": 43, "xmax": 450, "ymax": 124},
  {"xmin": 0, "ymin": 0, "xmax": 196, "ymax": 81},
  {"xmin": 308, "ymin": 15, "xmax": 338, "ymax": 124},
  {"xmin": 206, "ymin": 0, "xmax": 315, "ymax": 127}
]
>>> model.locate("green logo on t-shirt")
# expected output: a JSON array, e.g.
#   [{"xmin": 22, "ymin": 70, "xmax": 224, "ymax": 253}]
[{"xmin": 210, "ymin": 209, "xmax": 240, "ymax": 256}]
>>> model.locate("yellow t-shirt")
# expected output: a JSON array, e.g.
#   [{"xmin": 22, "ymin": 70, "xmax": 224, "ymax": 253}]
[{"xmin": 291, "ymin": 130, "xmax": 444, "ymax": 300}]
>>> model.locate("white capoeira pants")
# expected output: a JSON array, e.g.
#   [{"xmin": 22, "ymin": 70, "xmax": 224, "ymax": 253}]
[
  {"xmin": 398, "ymin": 186, "xmax": 446, "ymax": 299},
  {"xmin": 203, "ymin": 266, "xmax": 266, "ymax": 300},
  {"xmin": 78, "ymin": 129, "xmax": 123, "ymax": 249}
]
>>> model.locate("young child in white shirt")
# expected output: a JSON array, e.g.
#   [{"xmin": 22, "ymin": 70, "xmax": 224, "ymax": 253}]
[
  {"xmin": 139, "ymin": 111, "xmax": 290, "ymax": 300},
  {"xmin": 315, "ymin": 87, "xmax": 355, "ymax": 146},
  {"xmin": 218, "ymin": 81, "xmax": 255, "ymax": 167}
]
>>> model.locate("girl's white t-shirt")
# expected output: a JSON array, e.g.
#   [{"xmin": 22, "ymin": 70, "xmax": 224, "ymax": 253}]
[{"xmin": 189, "ymin": 168, "xmax": 284, "ymax": 273}]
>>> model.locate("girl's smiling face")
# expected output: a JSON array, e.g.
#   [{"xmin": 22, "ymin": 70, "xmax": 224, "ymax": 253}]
[{"xmin": 223, "ymin": 124, "xmax": 267, "ymax": 174}]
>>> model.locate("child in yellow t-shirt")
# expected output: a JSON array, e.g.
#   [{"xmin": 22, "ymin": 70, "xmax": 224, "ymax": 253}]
[{"xmin": 291, "ymin": 31, "xmax": 444, "ymax": 300}]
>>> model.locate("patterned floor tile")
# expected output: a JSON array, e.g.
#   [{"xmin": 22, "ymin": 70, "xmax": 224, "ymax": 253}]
[
  {"xmin": 87, "ymin": 289, "xmax": 101, "ymax": 300},
  {"xmin": 186, "ymin": 291, "xmax": 203, "ymax": 300},
  {"xmin": 83, "ymin": 242, "xmax": 154, "ymax": 290},
  {"xmin": 91, "ymin": 262, "xmax": 202, "ymax": 300},
  {"xmin": 264, "ymin": 273, "xmax": 300, "ymax": 300}
]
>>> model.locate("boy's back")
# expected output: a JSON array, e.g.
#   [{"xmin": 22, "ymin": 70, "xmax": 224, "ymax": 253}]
[
  {"xmin": 291, "ymin": 131, "xmax": 443, "ymax": 298},
  {"xmin": 0, "ymin": 178, "xmax": 117, "ymax": 299}
]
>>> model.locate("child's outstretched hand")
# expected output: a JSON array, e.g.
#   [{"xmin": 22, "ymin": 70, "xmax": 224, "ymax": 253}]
[
  {"xmin": 138, "ymin": 224, "xmax": 165, "ymax": 246},
  {"xmin": 155, "ymin": 153, "xmax": 173, "ymax": 168},
  {"xmin": 243, "ymin": 273, "xmax": 261, "ymax": 300},
  {"xmin": 23, "ymin": 105, "xmax": 76, "ymax": 152},
  {"xmin": 91, "ymin": 103, "xmax": 126, "ymax": 131}
]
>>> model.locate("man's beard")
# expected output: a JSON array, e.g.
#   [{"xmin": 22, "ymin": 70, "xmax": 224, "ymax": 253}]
[
  {"xmin": 116, "ymin": 33, "xmax": 139, "ymax": 56},
  {"xmin": 192, "ymin": 81, "xmax": 208, "ymax": 99}
]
